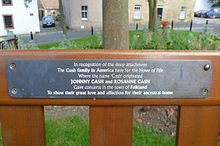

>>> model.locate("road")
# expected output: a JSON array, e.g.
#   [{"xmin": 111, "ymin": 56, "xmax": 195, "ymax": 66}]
[
  {"xmin": 174, "ymin": 17, "xmax": 220, "ymax": 35},
  {"xmin": 19, "ymin": 17, "xmax": 220, "ymax": 45},
  {"xmin": 19, "ymin": 30, "xmax": 91, "ymax": 45}
]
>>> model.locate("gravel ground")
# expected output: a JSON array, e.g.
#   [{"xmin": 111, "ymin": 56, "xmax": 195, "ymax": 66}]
[
  {"xmin": 134, "ymin": 106, "xmax": 177, "ymax": 136},
  {"xmin": 45, "ymin": 106, "xmax": 89, "ymax": 118}
]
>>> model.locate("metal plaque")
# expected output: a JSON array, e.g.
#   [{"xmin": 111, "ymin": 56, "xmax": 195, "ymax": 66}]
[{"xmin": 7, "ymin": 60, "xmax": 212, "ymax": 99}]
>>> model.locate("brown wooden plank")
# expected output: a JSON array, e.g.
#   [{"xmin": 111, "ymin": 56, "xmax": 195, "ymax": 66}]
[
  {"xmin": 0, "ymin": 50, "xmax": 220, "ymax": 106},
  {"xmin": 0, "ymin": 106, "xmax": 46, "ymax": 146},
  {"xmin": 176, "ymin": 106, "xmax": 220, "ymax": 146},
  {"xmin": 90, "ymin": 106, "xmax": 133, "ymax": 146}
]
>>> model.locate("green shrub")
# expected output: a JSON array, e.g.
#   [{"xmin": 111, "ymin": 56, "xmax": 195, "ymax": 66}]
[{"xmin": 129, "ymin": 27, "xmax": 220, "ymax": 50}]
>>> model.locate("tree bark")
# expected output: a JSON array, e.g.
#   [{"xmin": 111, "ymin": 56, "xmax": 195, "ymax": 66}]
[
  {"xmin": 148, "ymin": 0, "xmax": 157, "ymax": 32},
  {"xmin": 102, "ymin": 0, "xmax": 129, "ymax": 49}
]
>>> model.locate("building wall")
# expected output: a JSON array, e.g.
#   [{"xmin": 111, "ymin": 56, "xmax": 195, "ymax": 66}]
[
  {"xmin": 0, "ymin": 0, "xmax": 40, "ymax": 36},
  {"xmin": 88, "ymin": 0, "xmax": 102, "ymax": 29},
  {"xmin": 64, "ymin": 0, "xmax": 196, "ymax": 31},
  {"xmin": 45, "ymin": 9, "xmax": 59, "ymax": 16},
  {"xmin": 128, "ymin": 0, "xmax": 149, "ymax": 26},
  {"xmin": 163, "ymin": 0, "xmax": 196, "ymax": 23},
  {"xmin": 63, "ymin": 0, "xmax": 102, "ymax": 31}
]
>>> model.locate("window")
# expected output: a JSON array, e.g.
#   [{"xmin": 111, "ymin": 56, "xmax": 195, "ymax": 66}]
[
  {"xmin": 3, "ymin": 15, "xmax": 14, "ymax": 29},
  {"xmin": 134, "ymin": 5, "xmax": 141, "ymax": 19},
  {"xmin": 157, "ymin": 6, "xmax": 163, "ymax": 21},
  {"xmin": 179, "ymin": 6, "xmax": 187, "ymax": 20},
  {"xmin": 81, "ymin": 5, "xmax": 88, "ymax": 20},
  {"xmin": 2, "ymin": 0, "xmax": 12, "ymax": 5}
]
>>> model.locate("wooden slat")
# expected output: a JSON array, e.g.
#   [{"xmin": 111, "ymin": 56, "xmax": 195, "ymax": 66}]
[
  {"xmin": 0, "ymin": 106, "xmax": 46, "ymax": 146},
  {"xmin": 0, "ymin": 50, "xmax": 220, "ymax": 106},
  {"xmin": 176, "ymin": 106, "xmax": 220, "ymax": 146},
  {"xmin": 90, "ymin": 106, "xmax": 133, "ymax": 146}
]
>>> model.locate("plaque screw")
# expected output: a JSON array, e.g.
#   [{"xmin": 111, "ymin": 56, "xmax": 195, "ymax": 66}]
[
  {"xmin": 202, "ymin": 88, "xmax": 209, "ymax": 96},
  {"xmin": 11, "ymin": 87, "xmax": 17, "ymax": 95},
  {"xmin": 204, "ymin": 64, "xmax": 210, "ymax": 71},
  {"xmin": 10, "ymin": 63, "xmax": 16, "ymax": 70}
]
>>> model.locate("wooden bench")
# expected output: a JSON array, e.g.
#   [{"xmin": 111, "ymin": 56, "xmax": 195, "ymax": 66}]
[
  {"xmin": 0, "ymin": 50, "xmax": 220, "ymax": 146},
  {"xmin": 0, "ymin": 1, "xmax": 220, "ymax": 146}
]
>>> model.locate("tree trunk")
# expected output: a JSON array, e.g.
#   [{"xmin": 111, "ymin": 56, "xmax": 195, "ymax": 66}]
[
  {"xmin": 148, "ymin": 0, "xmax": 157, "ymax": 32},
  {"xmin": 102, "ymin": 0, "xmax": 129, "ymax": 49},
  {"xmin": 59, "ymin": 0, "xmax": 67, "ymax": 37}
]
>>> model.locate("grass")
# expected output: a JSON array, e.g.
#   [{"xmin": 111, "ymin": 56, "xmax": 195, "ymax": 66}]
[
  {"xmin": 45, "ymin": 116, "xmax": 89, "ymax": 146},
  {"xmin": 38, "ymin": 41, "xmax": 60, "ymax": 49},
  {"xmin": 45, "ymin": 116, "xmax": 175, "ymax": 146},
  {"xmin": 133, "ymin": 123, "xmax": 175, "ymax": 146},
  {"xmin": 38, "ymin": 35, "xmax": 102, "ymax": 50}
]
